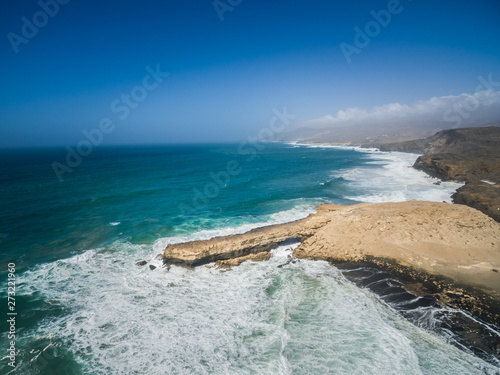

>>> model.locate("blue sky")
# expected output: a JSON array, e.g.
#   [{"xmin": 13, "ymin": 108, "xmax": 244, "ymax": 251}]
[{"xmin": 1, "ymin": 0, "xmax": 499, "ymax": 147}]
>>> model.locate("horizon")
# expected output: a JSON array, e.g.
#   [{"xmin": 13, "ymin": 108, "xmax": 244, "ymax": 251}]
[
  {"xmin": 0, "ymin": 123, "xmax": 499, "ymax": 151},
  {"xmin": 1, "ymin": 0, "xmax": 500, "ymax": 148}
]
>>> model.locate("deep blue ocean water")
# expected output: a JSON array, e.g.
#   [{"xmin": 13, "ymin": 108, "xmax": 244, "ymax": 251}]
[{"xmin": 1, "ymin": 143, "xmax": 498, "ymax": 374}]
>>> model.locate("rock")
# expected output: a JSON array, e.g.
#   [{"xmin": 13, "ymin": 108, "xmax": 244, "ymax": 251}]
[
  {"xmin": 136, "ymin": 260, "xmax": 147, "ymax": 266},
  {"xmin": 452, "ymin": 181, "xmax": 500, "ymax": 222},
  {"xmin": 161, "ymin": 204, "xmax": 334, "ymax": 267},
  {"xmin": 149, "ymin": 265, "xmax": 156, "ymax": 270},
  {"xmin": 367, "ymin": 126, "xmax": 500, "ymax": 159},
  {"xmin": 277, "ymin": 257, "xmax": 299, "ymax": 268},
  {"xmin": 215, "ymin": 251, "xmax": 272, "ymax": 268},
  {"xmin": 413, "ymin": 153, "xmax": 497, "ymax": 182}
]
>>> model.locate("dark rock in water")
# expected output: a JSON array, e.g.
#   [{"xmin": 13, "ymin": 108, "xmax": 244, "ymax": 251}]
[
  {"xmin": 278, "ymin": 259, "xmax": 293, "ymax": 268},
  {"xmin": 433, "ymin": 181, "xmax": 441, "ymax": 185},
  {"xmin": 149, "ymin": 265, "xmax": 156, "ymax": 270},
  {"xmin": 278, "ymin": 258, "xmax": 299, "ymax": 267},
  {"xmin": 136, "ymin": 260, "xmax": 147, "ymax": 266},
  {"xmin": 337, "ymin": 263, "xmax": 500, "ymax": 365}
]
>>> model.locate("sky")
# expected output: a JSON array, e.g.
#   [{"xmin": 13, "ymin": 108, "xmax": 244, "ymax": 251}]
[{"xmin": 0, "ymin": 0, "xmax": 499, "ymax": 147}]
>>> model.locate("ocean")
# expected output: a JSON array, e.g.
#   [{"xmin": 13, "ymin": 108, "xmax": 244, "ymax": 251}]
[{"xmin": 1, "ymin": 143, "xmax": 499, "ymax": 374}]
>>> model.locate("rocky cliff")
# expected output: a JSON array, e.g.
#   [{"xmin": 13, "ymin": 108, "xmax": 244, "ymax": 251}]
[
  {"xmin": 364, "ymin": 126, "xmax": 500, "ymax": 157},
  {"xmin": 364, "ymin": 126, "xmax": 500, "ymax": 221},
  {"xmin": 162, "ymin": 205, "xmax": 333, "ymax": 267},
  {"xmin": 452, "ymin": 181, "xmax": 500, "ymax": 222}
]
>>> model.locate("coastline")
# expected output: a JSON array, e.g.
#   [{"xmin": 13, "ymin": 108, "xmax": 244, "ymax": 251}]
[
  {"xmin": 161, "ymin": 200, "xmax": 500, "ymax": 326},
  {"xmin": 155, "ymin": 137, "xmax": 500, "ymax": 361},
  {"xmin": 288, "ymin": 126, "xmax": 500, "ymax": 222},
  {"xmin": 363, "ymin": 126, "xmax": 500, "ymax": 222},
  {"xmin": 159, "ymin": 135, "xmax": 500, "ymax": 324}
]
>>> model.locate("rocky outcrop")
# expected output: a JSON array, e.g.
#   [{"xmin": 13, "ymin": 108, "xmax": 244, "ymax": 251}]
[
  {"xmin": 161, "ymin": 204, "xmax": 335, "ymax": 267},
  {"xmin": 365, "ymin": 126, "xmax": 500, "ymax": 157},
  {"xmin": 214, "ymin": 251, "xmax": 271, "ymax": 268},
  {"xmin": 452, "ymin": 181, "xmax": 500, "ymax": 222},
  {"xmin": 161, "ymin": 201, "xmax": 500, "ymax": 323},
  {"xmin": 412, "ymin": 153, "xmax": 500, "ymax": 182},
  {"xmin": 364, "ymin": 126, "xmax": 500, "ymax": 222},
  {"xmin": 366, "ymin": 126, "xmax": 500, "ymax": 181}
]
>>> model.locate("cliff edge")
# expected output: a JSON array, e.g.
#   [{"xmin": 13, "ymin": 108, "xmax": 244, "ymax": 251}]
[
  {"xmin": 363, "ymin": 126, "xmax": 500, "ymax": 221},
  {"xmin": 162, "ymin": 201, "xmax": 500, "ymax": 324}
]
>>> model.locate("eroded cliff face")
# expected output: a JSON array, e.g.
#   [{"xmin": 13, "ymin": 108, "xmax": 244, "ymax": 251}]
[
  {"xmin": 364, "ymin": 126, "xmax": 500, "ymax": 222},
  {"xmin": 412, "ymin": 153, "xmax": 500, "ymax": 182},
  {"xmin": 452, "ymin": 181, "xmax": 500, "ymax": 222},
  {"xmin": 161, "ymin": 204, "xmax": 336, "ymax": 267},
  {"xmin": 366, "ymin": 126, "xmax": 500, "ymax": 158},
  {"xmin": 365, "ymin": 126, "xmax": 500, "ymax": 181},
  {"xmin": 161, "ymin": 201, "xmax": 500, "ymax": 322}
]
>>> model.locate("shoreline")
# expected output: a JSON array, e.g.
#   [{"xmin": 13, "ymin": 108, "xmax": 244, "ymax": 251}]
[
  {"xmin": 288, "ymin": 126, "xmax": 500, "ymax": 222},
  {"xmin": 161, "ymin": 201, "xmax": 500, "ymax": 327}
]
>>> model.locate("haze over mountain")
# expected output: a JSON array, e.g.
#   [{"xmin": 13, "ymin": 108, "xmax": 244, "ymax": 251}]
[{"xmin": 277, "ymin": 88, "xmax": 500, "ymax": 144}]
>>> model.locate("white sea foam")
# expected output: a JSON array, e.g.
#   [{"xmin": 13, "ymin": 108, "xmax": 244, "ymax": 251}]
[
  {"xmin": 286, "ymin": 143, "xmax": 464, "ymax": 203},
  {"xmin": 335, "ymin": 149, "xmax": 464, "ymax": 203},
  {"xmin": 20, "ymin": 240, "xmax": 498, "ymax": 374}
]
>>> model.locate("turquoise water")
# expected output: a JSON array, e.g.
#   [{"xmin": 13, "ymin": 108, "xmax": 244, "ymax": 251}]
[{"xmin": 1, "ymin": 143, "xmax": 498, "ymax": 374}]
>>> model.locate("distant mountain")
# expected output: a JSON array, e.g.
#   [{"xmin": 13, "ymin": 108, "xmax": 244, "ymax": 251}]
[
  {"xmin": 277, "ymin": 119, "xmax": 500, "ymax": 146},
  {"xmin": 363, "ymin": 125, "xmax": 500, "ymax": 156},
  {"xmin": 277, "ymin": 90, "xmax": 500, "ymax": 145}
]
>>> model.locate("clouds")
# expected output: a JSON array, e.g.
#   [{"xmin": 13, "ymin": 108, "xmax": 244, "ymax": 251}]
[{"xmin": 299, "ymin": 89, "xmax": 500, "ymax": 129}]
